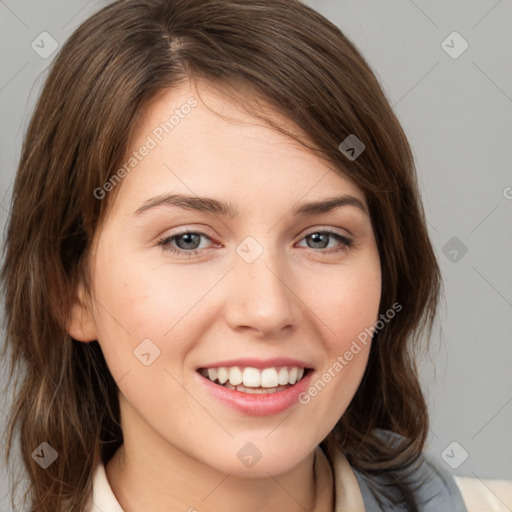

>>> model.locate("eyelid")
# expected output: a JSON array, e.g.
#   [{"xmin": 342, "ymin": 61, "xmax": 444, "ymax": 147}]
[
  {"xmin": 159, "ymin": 225, "xmax": 351, "ymax": 245},
  {"xmin": 157, "ymin": 225, "xmax": 354, "ymax": 258},
  {"xmin": 300, "ymin": 225, "xmax": 352, "ymax": 239},
  {"xmin": 155, "ymin": 224, "xmax": 216, "ymax": 243}
]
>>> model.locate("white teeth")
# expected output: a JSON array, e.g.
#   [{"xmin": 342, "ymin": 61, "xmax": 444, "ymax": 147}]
[
  {"xmin": 201, "ymin": 365, "xmax": 307, "ymax": 389},
  {"xmin": 242, "ymin": 367, "xmax": 261, "ymax": 387},
  {"xmin": 228, "ymin": 366, "xmax": 243, "ymax": 386},
  {"xmin": 217, "ymin": 367, "xmax": 229, "ymax": 384},
  {"xmin": 260, "ymin": 368, "xmax": 279, "ymax": 387},
  {"xmin": 278, "ymin": 367, "xmax": 289, "ymax": 385},
  {"xmin": 288, "ymin": 367, "xmax": 298, "ymax": 385}
]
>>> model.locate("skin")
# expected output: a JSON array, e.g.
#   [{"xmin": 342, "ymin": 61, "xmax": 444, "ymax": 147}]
[{"xmin": 69, "ymin": 79, "xmax": 382, "ymax": 512}]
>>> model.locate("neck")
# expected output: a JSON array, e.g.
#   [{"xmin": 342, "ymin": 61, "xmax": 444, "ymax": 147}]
[{"xmin": 105, "ymin": 427, "xmax": 333, "ymax": 512}]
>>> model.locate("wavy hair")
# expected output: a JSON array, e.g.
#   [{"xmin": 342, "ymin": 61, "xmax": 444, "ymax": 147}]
[{"xmin": 1, "ymin": 0, "xmax": 441, "ymax": 510}]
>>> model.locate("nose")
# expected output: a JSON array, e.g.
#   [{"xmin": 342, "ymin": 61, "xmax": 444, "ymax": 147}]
[{"xmin": 224, "ymin": 242, "xmax": 302, "ymax": 338}]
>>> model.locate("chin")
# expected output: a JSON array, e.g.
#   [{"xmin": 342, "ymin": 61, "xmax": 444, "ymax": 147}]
[{"xmin": 202, "ymin": 442, "xmax": 313, "ymax": 478}]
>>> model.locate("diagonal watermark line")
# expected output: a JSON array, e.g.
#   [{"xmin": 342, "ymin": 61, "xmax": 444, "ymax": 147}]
[
  {"xmin": 471, "ymin": 396, "xmax": 512, "ymax": 439},
  {"xmin": 393, "ymin": 62, "xmax": 439, "ymax": 108},
  {"xmin": 89, "ymin": 498, "xmax": 107, "ymax": 512},
  {"xmin": 61, "ymin": 0, "xmax": 96, "ymax": 29},
  {"xmin": 115, "ymin": 368, "xmax": 132, "ymax": 385},
  {"xmin": 471, "ymin": 0, "xmax": 503, "ymax": 30},
  {"xmin": 266, "ymin": 169, "xmax": 333, "ymax": 234},
  {"xmin": 470, "ymin": 470, "xmax": 512, "ymax": 511},
  {"xmin": 50, "ymin": 370, "xmax": 66, "ymax": 395},
  {"xmin": 163, "ymin": 163, "xmax": 234, "ymax": 236},
  {"xmin": 0, "ymin": 0, "xmax": 29, "ymax": 29},
  {"xmin": 428, "ymin": 427, "xmax": 439, "ymax": 440},
  {"xmin": 0, "ymin": 62, "xmax": 29, "ymax": 92},
  {"xmin": 264, "ymin": 264, "xmax": 336, "ymax": 335},
  {"xmin": 164, "ymin": 368, "xmax": 234, "ymax": 438},
  {"xmin": 472, "ymin": 60, "xmax": 512, "ymax": 104},
  {"xmin": 194, "ymin": 73, "xmax": 223, "ymax": 99},
  {"xmin": 93, "ymin": 296, "xmax": 132, "ymax": 335},
  {"xmin": 0, "ymin": 489, "xmax": 10, "ymax": 502},
  {"xmin": 407, "ymin": 0, "xmax": 439, "ymax": 28},
  {"xmin": 265, "ymin": 410, "xmax": 294, "ymax": 438},
  {"xmin": 201, "ymin": 470, "xmax": 233, "ymax": 502},
  {"xmin": 470, "ymin": 204, "xmax": 499, "ymax": 233},
  {"xmin": 266, "ymin": 471, "xmax": 308, "ymax": 511},
  {"xmin": 164, "ymin": 267, "xmax": 234, "ymax": 336},
  {"xmin": 471, "ymin": 265, "xmax": 512, "ymax": 309},
  {"xmin": 427, "ymin": 220, "xmax": 439, "ymax": 234},
  {"xmin": 0, "ymin": 200, "xmax": 13, "ymax": 226}
]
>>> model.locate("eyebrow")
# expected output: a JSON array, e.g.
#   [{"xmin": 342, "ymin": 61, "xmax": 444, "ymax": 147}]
[{"xmin": 134, "ymin": 193, "xmax": 368, "ymax": 217}]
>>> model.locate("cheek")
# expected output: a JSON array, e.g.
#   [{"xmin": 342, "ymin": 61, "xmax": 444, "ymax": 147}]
[
  {"xmin": 92, "ymin": 241, "xmax": 174, "ymax": 335},
  {"xmin": 301, "ymin": 252, "xmax": 380, "ymax": 404},
  {"xmin": 297, "ymin": 268, "xmax": 379, "ymax": 432},
  {"xmin": 90, "ymin": 244, "xmax": 215, "ymax": 379},
  {"xmin": 309, "ymin": 256, "xmax": 381, "ymax": 350},
  {"xmin": 89, "ymin": 244, "xmax": 168, "ymax": 378}
]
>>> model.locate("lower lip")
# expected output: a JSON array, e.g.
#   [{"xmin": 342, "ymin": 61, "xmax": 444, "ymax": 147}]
[{"xmin": 197, "ymin": 370, "xmax": 314, "ymax": 416}]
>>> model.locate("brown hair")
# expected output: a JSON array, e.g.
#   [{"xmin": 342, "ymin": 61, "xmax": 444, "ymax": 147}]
[{"xmin": 1, "ymin": 0, "xmax": 441, "ymax": 510}]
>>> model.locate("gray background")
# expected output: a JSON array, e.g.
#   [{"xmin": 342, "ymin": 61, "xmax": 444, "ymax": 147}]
[{"xmin": 1, "ymin": 0, "xmax": 511, "ymax": 508}]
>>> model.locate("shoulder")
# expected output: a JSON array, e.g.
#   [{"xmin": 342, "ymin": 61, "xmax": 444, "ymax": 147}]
[{"xmin": 350, "ymin": 429, "xmax": 468, "ymax": 511}]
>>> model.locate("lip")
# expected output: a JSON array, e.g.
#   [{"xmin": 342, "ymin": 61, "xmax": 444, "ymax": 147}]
[
  {"xmin": 197, "ymin": 357, "xmax": 314, "ymax": 370},
  {"xmin": 196, "ymin": 367, "xmax": 314, "ymax": 416}
]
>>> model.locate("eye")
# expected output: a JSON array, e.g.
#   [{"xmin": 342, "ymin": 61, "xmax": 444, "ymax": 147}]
[
  {"xmin": 296, "ymin": 229, "xmax": 353, "ymax": 254},
  {"xmin": 157, "ymin": 228, "xmax": 354, "ymax": 258},
  {"xmin": 158, "ymin": 230, "xmax": 214, "ymax": 257}
]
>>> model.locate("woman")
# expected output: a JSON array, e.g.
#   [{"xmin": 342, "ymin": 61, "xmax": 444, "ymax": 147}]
[{"xmin": 2, "ymin": 0, "xmax": 507, "ymax": 510}]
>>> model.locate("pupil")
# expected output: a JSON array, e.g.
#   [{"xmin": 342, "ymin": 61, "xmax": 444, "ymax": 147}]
[
  {"xmin": 309, "ymin": 233, "xmax": 328, "ymax": 249},
  {"xmin": 178, "ymin": 233, "xmax": 200, "ymax": 249}
]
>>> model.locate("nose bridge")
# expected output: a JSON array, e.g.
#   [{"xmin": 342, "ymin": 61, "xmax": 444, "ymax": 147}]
[{"xmin": 227, "ymin": 234, "xmax": 300, "ymax": 333}]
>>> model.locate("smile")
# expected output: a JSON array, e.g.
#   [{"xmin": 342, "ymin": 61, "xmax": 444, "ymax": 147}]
[{"xmin": 198, "ymin": 366, "xmax": 308, "ymax": 394}]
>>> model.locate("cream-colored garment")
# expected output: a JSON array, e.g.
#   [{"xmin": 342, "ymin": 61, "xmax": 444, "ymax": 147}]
[
  {"xmin": 89, "ymin": 462, "xmax": 124, "ymax": 512},
  {"xmin": 454, "ymin": 475, "xmax": 512, "ymax": 512},
  {"xmin": 87, "ymin": 447, "xmax": 512, "ymax": 512},
  {"xmin": 317, "ymin": 444, "xmax": 366, "ymax": 511}
]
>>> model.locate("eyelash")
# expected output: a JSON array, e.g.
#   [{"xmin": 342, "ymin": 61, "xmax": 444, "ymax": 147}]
[{"xmin": 157, "ymin": 228, "xmax": 354, "ymax": 258}]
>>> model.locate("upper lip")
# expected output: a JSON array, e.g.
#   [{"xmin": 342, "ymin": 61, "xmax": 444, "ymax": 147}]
[{"xmin": 197, "ymin": 357, "xmax": 314, "ymax": 370}]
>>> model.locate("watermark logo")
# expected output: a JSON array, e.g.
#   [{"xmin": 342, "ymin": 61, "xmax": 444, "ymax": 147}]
[
  {"xmin": 134, "ymin": 338, "xmax": 161, "ymax": 366},
  {"xmin": 441, "ymin": 31, "xmax": 469, "ymax": 59},
  {"xmin": 237, "ymin": 442, "xmax": 263, "ymax": 468},
  {"xmin": 338, "ymin": 134, "xmax": 365, "ymax": 161},
  {"xmin": 31, "ymin": 32, "xmax": 58, "ymax": 59},
  {"xmin": 441, "ymin": 441, "xmax": 469, "ymax": 469},
  {"xmin": 31, "ymin": 442, "xmax": 58, "ymax": 469},
  {"xmin": 442, "ymin": 236, "xmax": 468, "ymax": 263},
  {"xmin": 236, "ymin": 236, "xmax": 264, "ymax": 264}
]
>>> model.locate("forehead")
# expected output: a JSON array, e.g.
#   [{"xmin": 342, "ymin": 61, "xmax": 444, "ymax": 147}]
[{"xmin": 108, "ymin": 79, "xmax": 367, "ymax": 216}]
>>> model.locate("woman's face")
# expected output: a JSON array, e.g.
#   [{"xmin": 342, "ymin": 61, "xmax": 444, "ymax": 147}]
[{"xmin": 71, "ymin": 80, "xmax": 381, "ymax": 477}]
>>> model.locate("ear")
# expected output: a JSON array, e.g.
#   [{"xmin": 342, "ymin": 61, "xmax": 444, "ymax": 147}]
[{"xmin": 67, "ymin": 283, "xmax": 98, "ymax": 342}]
